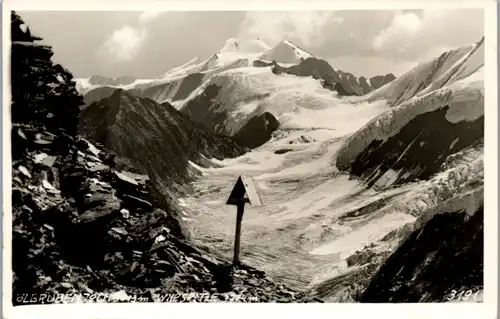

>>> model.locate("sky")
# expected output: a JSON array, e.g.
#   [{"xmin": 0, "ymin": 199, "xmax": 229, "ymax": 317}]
[{"xmin": 18, "ymin": 9, "xmax": 484, "ymax": 79}]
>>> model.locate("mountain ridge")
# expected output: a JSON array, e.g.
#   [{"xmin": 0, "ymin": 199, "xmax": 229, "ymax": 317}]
[
  {"xmin": 75, "ymin": 38, "xmax": 395, "ymax": 108},
  {"xmin": 79, "ymin": 89, "xmax": 248, "ymax": 193}
]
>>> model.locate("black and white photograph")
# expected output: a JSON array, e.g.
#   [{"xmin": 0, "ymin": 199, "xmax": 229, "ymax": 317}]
[{"xmin": 3, "ymin": 0, "xmax": 498, "ymax": 318}]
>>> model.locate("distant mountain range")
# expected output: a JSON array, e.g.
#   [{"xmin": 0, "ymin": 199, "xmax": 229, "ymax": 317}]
[{"xmin": 75, "ymin": 38, "xmax": 395, "ymax": 108}]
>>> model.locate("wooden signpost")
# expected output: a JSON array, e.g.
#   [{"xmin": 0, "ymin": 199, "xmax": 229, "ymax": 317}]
[{"xmin": 226, "ymin": 175, "xmax": 263, "ymax": 265}]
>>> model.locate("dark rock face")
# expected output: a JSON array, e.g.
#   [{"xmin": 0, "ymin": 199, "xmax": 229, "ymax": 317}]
[
  {"xmin": 275, "ymin": 58, "xmax": 335, "ymax": 79},
  {"xmin": 79, "ymin": 89, "xmax": 247, "ymax": 190},
  {"xmin": 253, "ymin": 59, "xmax": 274, "ymax": 68},
  {"xmin": 173, "ymin": 73, "xmax": 205, "ymax": 101},
  {"xmin": 369, "ymin": 74, "xmax": 396, "ymax": 90},
  {"xmin": 10, "ymin": 11, "xmax": 82, "ymax": 136},
  {"xmin": 274, "ymin": 148, "xmax": 294, "ymax": 155},
  {"xmin": 349, "ymin": 107, "xmax": 484, "ymax": 187},
  {"xmin": 233, "ymin": 112, "xmax": 280, "ymax": 149},
  {"xmin": 360, "ymin": 207, "xmax": 483, "ymax": 302},
  {"xmin": 254, "ymin": 57, "xmax": 395, "ymax": 96},
  {"xmin": 83, "ymin": 86, "xmax": 119, "ymax": 108},
  {"xmin": 358, "ymin": 77, "xmax": 371, "ymax": 93},
  {"xmin": 180, "ymin": 84, "xmax": 228, "ymax": 134}
]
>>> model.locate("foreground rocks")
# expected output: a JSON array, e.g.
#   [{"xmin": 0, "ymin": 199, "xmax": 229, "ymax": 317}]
[{"xmin": 12, "ymin": 123, "xmax": 317, "ymax": 305}]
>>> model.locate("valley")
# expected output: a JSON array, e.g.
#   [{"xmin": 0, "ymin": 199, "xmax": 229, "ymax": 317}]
[{"xmin": 75, "ymin": 36, "xmax": 485, "ymax": 302}]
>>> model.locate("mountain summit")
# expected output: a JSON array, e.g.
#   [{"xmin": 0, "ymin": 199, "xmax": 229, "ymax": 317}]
[
  {"xmin": 260, "ymin": 40, "xmax": 314, "ymax": 64},
  {"xmin": 219, "ymin": 38, "xmax": 271, "ymax": 53}
]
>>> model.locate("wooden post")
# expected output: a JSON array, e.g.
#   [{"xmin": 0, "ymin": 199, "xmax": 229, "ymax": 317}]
[
  {"xmin": 233, "ymin": 202, "xmax": 245, "ymax": 265},
  {"xmin": 226, "ymin": 175, "xmax": 262, "ymax": 266}
]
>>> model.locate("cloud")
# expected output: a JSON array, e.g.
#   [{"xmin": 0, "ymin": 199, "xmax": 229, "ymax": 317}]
[
  {"xmin": 100, "ymin": 26, "xmax": 147, "ymax": 62},
  {"xmin": 373, "ymin": 12, "xmax": 422, "ymax": 53},
  {"xmin": 98, "ymin": 11, "xmax": 164, "ymax": 62},
  {"xmin": 237, "ymin": 11, "xmax": 340, "ymax": 47},
  {"xmin": 138, "ymin": 11, "xmax": 164, "ymax": 24},
  {"xmin": 371, "ymin": 9, "xmax": 483, "ymax": 60}
]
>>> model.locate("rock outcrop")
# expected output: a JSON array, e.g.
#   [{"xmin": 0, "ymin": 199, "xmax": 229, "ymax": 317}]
[
  {"xmin": 11, "ymin": 11, "xmax": 82, "ymax": 136},
  {"xmin": 233, "ymin": 112, "xmax": 280, "ymax": 149},
  {"xmin": 360, "ymin": 206, "xmax": 483, "ymax": 302}
]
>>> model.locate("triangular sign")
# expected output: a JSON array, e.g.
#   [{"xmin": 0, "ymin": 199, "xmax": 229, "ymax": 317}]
[{"xmin": 226, "ymin": 175, "xmax": 263, "ymax": 207}]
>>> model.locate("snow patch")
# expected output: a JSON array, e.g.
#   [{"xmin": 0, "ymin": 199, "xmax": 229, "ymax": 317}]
[
  {"xmin": 20, "ymin": 24, "xmax": 28, "ymax": 33},
  {"xmin": 188, "ymin": 161, "xmax": 206, "ymax": 175},
  {"xmin": 449, "ymin": 138, "xmax": 460, "ymax": 150},
  {"xmin": 275, "ymin": 175, "xmax": 363, "ymax": 221},
  {"xmin": 309, "ymin": 212, "xmax": 416, "ymax": 259}
]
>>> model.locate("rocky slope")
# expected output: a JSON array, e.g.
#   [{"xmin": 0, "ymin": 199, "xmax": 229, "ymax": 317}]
[
  {"xmin": 79, "ymin": 90, "xmax": 248, "ymax": 192},
  {"xmin": 335, "ymin": 44, "xmax": 484, "ymax": 188},
  {"xmin": 12, "ymin": 125, "xmax": 315, "ymax": 304},
  {"xmin": 82, "ymin": 86, "xmax": 120, "ymax": 109},
  {"xmin": 11, "ymin": 11, "xmax": 315, "ymax": 305},
  {"xmin": 361, "ymin": 205, "xmax": 483, "ymax": 302},
  {"xmin": 312, "ymin": 37, "xmax": 485, "ymax": 302}
]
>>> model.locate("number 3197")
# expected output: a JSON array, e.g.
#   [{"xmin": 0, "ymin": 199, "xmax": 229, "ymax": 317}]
[{"xmin": 446, "ymin": 289, "xmax": 481, "ymax": 301}]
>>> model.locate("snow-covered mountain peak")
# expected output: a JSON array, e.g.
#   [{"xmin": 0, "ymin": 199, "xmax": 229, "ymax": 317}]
[
  {"xmin": 366, "ymin": 37, "xmax": 484, "ymax": 106},
  {"xmin": 260, "ymin": 39, "xmax": 314, "ymax": 64},
  {"xmin": 219, "ymin": 37, "xmax": 271, "ymax": 53}
]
